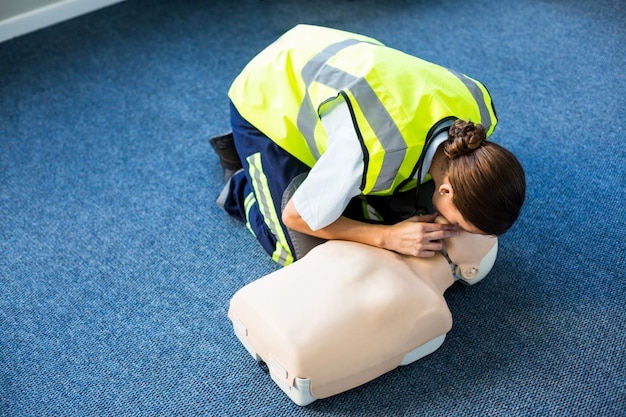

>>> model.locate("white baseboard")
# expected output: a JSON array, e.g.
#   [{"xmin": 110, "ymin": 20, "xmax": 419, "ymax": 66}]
[{"xmin": 0, "ymin": 0, "xmax": 126, "ymax": 43}]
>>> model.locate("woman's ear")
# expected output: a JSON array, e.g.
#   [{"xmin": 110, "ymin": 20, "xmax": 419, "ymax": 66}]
[{"xmin": 438, "ymin": 179, "xmax": 454, "ymax": 197}]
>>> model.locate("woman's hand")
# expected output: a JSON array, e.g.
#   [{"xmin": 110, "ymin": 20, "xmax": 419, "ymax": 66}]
[{"xmin": 380, "ymin": 213, "xmax": 458, "ymax": 257}]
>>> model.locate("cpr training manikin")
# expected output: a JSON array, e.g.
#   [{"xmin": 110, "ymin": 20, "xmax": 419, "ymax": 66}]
[{"xmin": 228, "ymin": 217, "xmax": 498, "ymax": 405}]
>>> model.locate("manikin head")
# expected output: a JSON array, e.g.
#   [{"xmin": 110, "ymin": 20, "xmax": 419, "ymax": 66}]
[
  {"xmin": 435, "ymin": 216, "xmax": 498, "ymax": 284},
  {"xmin": 431, "ymin": 119, "xmax": 526, "ymax": 236}
]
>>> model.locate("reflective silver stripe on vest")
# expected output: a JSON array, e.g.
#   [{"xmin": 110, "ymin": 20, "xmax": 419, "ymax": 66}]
[
  {"xmin": 448, "ymin": 69, "xmax": 492, "ymax": 132},
  {"xmin": 298, "ymin": 39, "xmax": 406, "ymax": 192},
  {"xmin": 298, "ymin": 39, "xmax": 364, "ymax": 160}
]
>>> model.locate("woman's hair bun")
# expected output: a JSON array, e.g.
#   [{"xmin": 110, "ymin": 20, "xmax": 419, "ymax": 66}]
[{"xmin": 444, "ymin": 119, "xmax": 487, "ymax": 159}]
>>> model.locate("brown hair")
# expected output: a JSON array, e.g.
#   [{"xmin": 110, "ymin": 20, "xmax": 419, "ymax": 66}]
[{"xmin": 443, "ymin": 119, "xmax": 526, "ymax": 236}]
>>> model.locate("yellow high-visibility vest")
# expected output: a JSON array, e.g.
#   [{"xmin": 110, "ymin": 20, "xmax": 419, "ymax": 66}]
[{"xmin": 229, "ymin": 25, "xmax": 498, "ymax": 195}]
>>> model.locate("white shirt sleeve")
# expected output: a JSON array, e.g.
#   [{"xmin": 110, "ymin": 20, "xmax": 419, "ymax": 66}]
[{"xmin": 291, "ymin": 96, "xmax": 363, "ymax": 231}]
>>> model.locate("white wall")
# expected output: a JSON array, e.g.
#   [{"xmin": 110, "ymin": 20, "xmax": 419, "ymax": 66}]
[{"xmin": 0, "ymin": 0, "xmax": 126, "ymax": 43}]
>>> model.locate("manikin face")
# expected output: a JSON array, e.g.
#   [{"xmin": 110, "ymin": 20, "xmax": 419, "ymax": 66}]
[{"xmin": 432, "ymin": 179, "xmax": 486, "ymax": 235}]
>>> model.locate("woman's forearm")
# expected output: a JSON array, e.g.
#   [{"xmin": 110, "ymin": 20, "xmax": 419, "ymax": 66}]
[
  {"xmin": 282, "ymin": 198, "xmax": 457, "ymax": 257},
  {"xmin": 283, "ymin": 199, "xmax": 386, "ymax": 247}
]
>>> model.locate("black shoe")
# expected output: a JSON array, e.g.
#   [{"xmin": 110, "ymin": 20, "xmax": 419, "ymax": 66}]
[{"xmin": 209, "ymin": 131, "xmax": 242, "ymax": 181}]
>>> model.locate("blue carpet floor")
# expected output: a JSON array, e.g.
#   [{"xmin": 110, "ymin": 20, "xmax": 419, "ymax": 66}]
[{"xmin": 1, "ymin": 0, "xmax": 624, "ymax": 415}]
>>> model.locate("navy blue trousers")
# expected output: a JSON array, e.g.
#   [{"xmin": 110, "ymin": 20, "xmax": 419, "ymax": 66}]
[{"xmin": 223, "ymin": 102, "xmax": 311, "ymax": 265}]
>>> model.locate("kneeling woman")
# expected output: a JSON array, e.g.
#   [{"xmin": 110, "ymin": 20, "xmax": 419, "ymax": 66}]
[{"xmin": 212, "ymin": 25, "xmax": 525, "ymax": 266}]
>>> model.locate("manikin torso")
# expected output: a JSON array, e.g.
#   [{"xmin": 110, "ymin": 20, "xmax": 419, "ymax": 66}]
[{"xmin": 228, "ymin": 218, "xmax": 498, "ymax": 404}]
